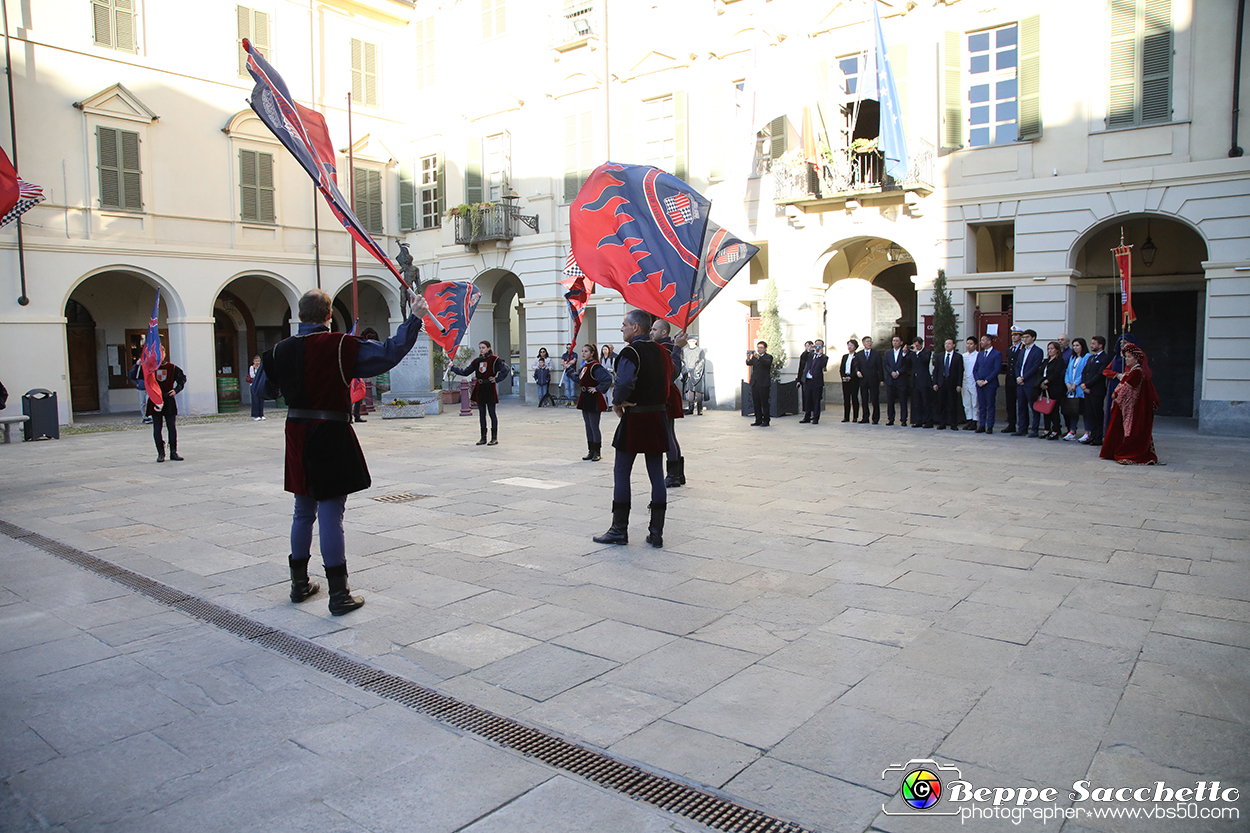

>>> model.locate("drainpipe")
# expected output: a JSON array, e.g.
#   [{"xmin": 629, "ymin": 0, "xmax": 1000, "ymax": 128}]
[{"xmin": 1233, "ymin": 0, "xmax": 1245, "ymax": 157}]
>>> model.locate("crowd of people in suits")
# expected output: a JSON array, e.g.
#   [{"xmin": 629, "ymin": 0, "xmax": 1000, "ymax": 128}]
[{"xmin": 809, "ymin": 327, "xmax": 1129, "ymax": 449}]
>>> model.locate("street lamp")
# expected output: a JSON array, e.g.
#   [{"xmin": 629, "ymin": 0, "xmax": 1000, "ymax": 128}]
[{"xmin": 1141, "ymin": 222, "xmax": 1158, "ymax": 267}]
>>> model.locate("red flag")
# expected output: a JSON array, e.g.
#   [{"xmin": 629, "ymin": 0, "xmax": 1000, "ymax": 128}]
[
  {"xmin": 0, "ymin": 146, "xmax": 44, "ymax": 230},
  {"xmin": 1113, "ymin": 245, "xmax": 1136, "ymax": 329}
]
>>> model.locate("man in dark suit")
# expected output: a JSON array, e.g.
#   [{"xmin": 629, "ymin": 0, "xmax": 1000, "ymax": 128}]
[
  {"xmin": 1014, "ymin": 328, "xmax": 1044, "ymax": 437},
  {"xmin": 839, "ymin": 339, "xmax": 860, "ymax": 423},
  {"xmin": 795, "ymin": 341, "xmax": 814, "ymax": 417},
  {"xmin": 799, "ymin": 340, "xmax": 829, "ymax": 424},
  {"xmin": 932, "ymin": 337, "xmax": 964, "ymax": 429},
  {"xmin": 882, "ymin": 335, "xmax": 910, "ymax": 426},
  {"xmin": 909, "ymin": 337, "xmax": 934, "ymax": 428},
  {"xmin": 746, "ymin": 340, "xmax": 773, "ymax": 426},
  {"xmin": 1003, "ymin": 328, "xmax": 1023, "ymax": 434},
  {"xmin": 853, "ymin": 336, "xmax": 884, "ymax": 424},
  {"xmin": 973, "ymin": 334, "xmax": 1002, "ymax": 434},
  {"xmin": 1080, "ymin": 335, "xmax": 1110, "ymax": 445}
]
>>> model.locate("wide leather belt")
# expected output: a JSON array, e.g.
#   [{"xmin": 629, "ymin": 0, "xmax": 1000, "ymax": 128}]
[{"xmin": 286, "ymin": 408, "xmax": 350, "ymax": 422}]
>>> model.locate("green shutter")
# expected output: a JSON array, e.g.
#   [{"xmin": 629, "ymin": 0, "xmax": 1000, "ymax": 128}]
[
  {"xmin": 369, "ymin": 169, "xmax": 382, "ymax": 234},
  {"xmin": 354, "ymin": 167, "xmax": 382, "ymax": 235},
  {"xmin": 1141, "ymin": 0, "xmax": 1172, "ymax": 123},
  {"xmin": 1108, "ymin": 0, "xmax": 1137, "ymax": 127},
  {"xmin": 769, "ymin": 116, "xmax": 786, "ymax": 159},
  {"xmin": 237, "ymin": 6, "xmax": 252, "ymax": 77},
  {"xmin": 942, "ymin": 31, "xmax": 963, "ymax": 149},
  {"xmin": 114, "ymin": 0, "xmax": 134, "ymax": 52},
  {"xmin": 399, "ymin": 160, "xmax": 415, "ymax": 230},
  {"xmin": 674, "ymin": 91, "xmax": 688, "ymax": 181},
  {"xmin": 257, "ymin": 151, "xmax": 274, "ymax": 223},
  {"xmin": 240, "ymin": 148, "xmax": 259, "ymax": 220},
  {"xmin": 363, "ymin": 42, "xmax": 378, "ymax": 107},
  {"xmin": 465, "ymin": 138, "xmax": 482, "ymax": 204},
  {"xmin": 93, "ymin": 0, "xmax": 113, "ymax": 47},
  {"xmin": 97, "ymin": 126, "xmax": 121, "ymax": 208},
  {"xmin": 351, "ymin": 39, "xmax": 363, "ymax": 102},
  {"xmin": 435, "ymin": 150, "xmax": 445, "ymax": 221},
  {"xmin": 1018, "ymin": 15, "xmax": 1042, "ymax": 139}
]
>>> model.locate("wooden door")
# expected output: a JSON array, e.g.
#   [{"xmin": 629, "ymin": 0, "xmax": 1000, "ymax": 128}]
[
  {"xmin": 975, "ymin": 309, "xmax": 1013, "ymax": 352},
  {"xmin": 66, "ymin": 324, "xmax": 100, "ymax": 411}
]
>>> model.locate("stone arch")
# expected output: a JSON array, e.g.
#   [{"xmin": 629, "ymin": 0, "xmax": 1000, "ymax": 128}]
[
  {"xmin": 473, "ymin": 268, "xmax": 525, "ymax": 396},
  {"xmin": 819, "ymin": 236, "xmax": 918, "ymax": 344},
  {"xmin": 329, "ymin": 274, "xmax": 402, "ymax": 336},
  {"xmin": 1067, "ymin": 211, "xmax": 1208, "ymax": 273}
]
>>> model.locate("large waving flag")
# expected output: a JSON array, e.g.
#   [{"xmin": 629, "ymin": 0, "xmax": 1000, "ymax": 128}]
[
  {"xmin": 684, "ymin": 222, "xmax": 760, "ymax": 332},
  {"xmin": 570, "ymin": 162, "xmax": 755, "ymax": 329},
  {"xmin": 242, "ymin": 39, "xmax": 408, "ymax": 288},
  {"xmin": 0, "ymin": 146, "xmax": 44, "ymax": 230},
  {"xmin": 561, "ymin": 252, "xmax": 593, "ymax": 347},
  {"xmin": 423, "ymin": 281, "xmax": 481, "ymax": 358},
  {"xmin": 141, "ymin": 290, "xmax": 164, "ymax": 410},
  {"xmin": 863, "ymin": 2, "xmax": 909, "ymax": 181}
]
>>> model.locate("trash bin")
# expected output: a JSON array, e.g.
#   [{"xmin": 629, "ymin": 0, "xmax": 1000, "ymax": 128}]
[{"xmin": 22, "ymin": 389, "xmax": 60, "ymax": 441}]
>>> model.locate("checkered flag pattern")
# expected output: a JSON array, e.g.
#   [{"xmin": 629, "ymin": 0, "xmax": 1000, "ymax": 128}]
[{"xmin": 662, "ymin": 193, "xmax": 694, "ymax": 226}]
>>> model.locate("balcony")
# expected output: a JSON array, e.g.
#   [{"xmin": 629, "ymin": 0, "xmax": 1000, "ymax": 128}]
[
  {"xmin": 773, "ymin": 140, "xmax": 935, "ymax": 207},
  {"xmin": 552, "ymin": 2, "xmax": 597, "ymax": 51},
  {"xmin": 452, "ymin": 202, "xmax": 538, "ymax": 248}
]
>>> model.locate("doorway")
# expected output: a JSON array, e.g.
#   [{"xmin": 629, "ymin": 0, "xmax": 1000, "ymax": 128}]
[
  {"xmin": 65, "ymin": 300, "xmax": 100, "ymax": 412},
  {"xmin": 1106, "ymin": 290, "xmax": 1199, "ymax": 417}
]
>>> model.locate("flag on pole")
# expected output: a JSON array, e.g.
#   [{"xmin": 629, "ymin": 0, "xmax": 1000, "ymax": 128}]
[
  {"xmin": 0, "ymin": 146, "xmax": 45, "ymax": 230},
  {"xmin": 141, "ymin": 290, "xmax": 164, "ymax": 410},
  {"xmin": 862, "ymin": 2, "xmax": 909, "ymax": 182},
  {"xmin": 1113, "ymin": 242, "xmax": 1136, "ymax": 330},
  {"xmin": 561, "ymin": 252, "xmax": 593, "ymax": 346},
  {"xmin": 686, "ymin": 222, "xmax": 760, "ymax": 332},
  {"xmin": 422, "ymin": 281, "xmax": 481, "ymax": 358},
  {"xmin": 242, "ymin": 39, "xmax": 409, "ymax": 289}
]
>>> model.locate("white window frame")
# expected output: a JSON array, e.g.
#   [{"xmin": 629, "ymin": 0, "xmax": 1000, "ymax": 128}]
[
  {"xmin": 238, "ymin": 148, "xmax": 276, "ymax": 224},
  {"xmin": 964, "ymin": 22, "xmax": 1020, "ymax": 148},
  {"xmin": 642, "ymin": 95, "xmax": 675, "ymax": 173},
  {"xmin": 351, "ymin": 38, "xmax": 380, "ymax": 108},
  {"xmin": 237, "ymin": 6, "xmax": 272, "ymax": 79},
  {"xmin": 92, "ymin": 0, "xmax": 139, "ymax": 53},
  {"xmin": 420, "ymin": 153, "xmax": 441, "ymax": 230},
  {"xmin": 414, "ymin": 17, "xmax": 435, "ymax": 90}
]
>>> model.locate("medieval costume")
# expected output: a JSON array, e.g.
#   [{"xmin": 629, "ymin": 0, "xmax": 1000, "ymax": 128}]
[
  {"xmin": 451, "ymin": 349, "xmax": 510, "ymax": 445},
  {"xmin": 1100, "ymin": 343, "xmax": 1160, "ymax": 465},
  {"xmin": 577, "ymin": 356, "xmax": 613, "ymax": 461},
  {"xmin": 133, "ymin": 360, "xmax": 186, "ymax": 462}
]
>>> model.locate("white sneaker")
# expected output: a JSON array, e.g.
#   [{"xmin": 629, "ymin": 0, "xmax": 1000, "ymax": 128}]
[
  {"xmin": 1077, "ymin": 433, "xmax": 1090, "ymax": 444},
  {"xmin": 260, "ymin": 416, "xmax": 266, "ymax": 420},
  {"xmin": 1062, "ymin": 431, "xmax": 1075, "ymax": 441},
  {"xmin": 254, "ymin": 417, "xmax": 262, "ymax": 421}
]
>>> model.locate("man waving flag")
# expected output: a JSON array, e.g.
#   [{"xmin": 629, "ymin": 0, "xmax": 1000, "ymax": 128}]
[{"xmin": 141, "ymin": 290, "xmax": 164, "ymax": 410}]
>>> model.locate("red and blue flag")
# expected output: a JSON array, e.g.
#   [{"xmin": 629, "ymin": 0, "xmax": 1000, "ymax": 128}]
[
  {"xmin": 423, "ymin": 281, "xmax": 481, "ymax": 358},
  {"xmin": 242, "ymin": 39, "xmax": 409, "ymax": 289},
  {"xmin": 570, "ymin": 162, "xmax": 755, "ymax": 330},
  {"xmin": 561, "ymin": 252, "xmax": 593, "ymax": 347},
  {"xmin": 141, "ymin": 289, "xmax": 164, "ymax": 410},
  {"xmin": 688, "ymin": 221, "xmax": 759, "ymax": 331}
]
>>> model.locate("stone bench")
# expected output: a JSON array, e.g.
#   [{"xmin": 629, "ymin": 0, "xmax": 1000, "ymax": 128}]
[{"xmin": 0, "ymin": 414, "xmax": 30, "ymax": 444}]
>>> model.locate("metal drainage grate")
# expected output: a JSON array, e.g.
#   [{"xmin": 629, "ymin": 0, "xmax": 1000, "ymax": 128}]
[
  {"xmin": 1, "ymin": 520, "xmax": 812, "ymax": 833},
  {"xmin": 372, "ymin": 492, "xmax": 432, "ymax": 504}
]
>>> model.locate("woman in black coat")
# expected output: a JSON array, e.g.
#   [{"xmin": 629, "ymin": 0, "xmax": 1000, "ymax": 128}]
[{"xmin": 1034, "ymin": 341, "xmax": 1067, "ymax": 440}]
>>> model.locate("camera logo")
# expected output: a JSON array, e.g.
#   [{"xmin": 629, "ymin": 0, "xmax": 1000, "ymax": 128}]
[{"xmin": 882, "ymin": 758, "xmax": 962, "ymax": 816}]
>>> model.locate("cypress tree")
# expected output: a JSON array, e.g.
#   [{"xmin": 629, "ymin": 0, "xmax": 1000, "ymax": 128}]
[{"xmin": 932, "ymin": 269, "xmax": 959, "ymax": 347}]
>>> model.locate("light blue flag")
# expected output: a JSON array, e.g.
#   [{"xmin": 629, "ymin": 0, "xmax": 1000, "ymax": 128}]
[{"xmin": 863, "ymin": 2, "xmax": 909, "ymax": 182}]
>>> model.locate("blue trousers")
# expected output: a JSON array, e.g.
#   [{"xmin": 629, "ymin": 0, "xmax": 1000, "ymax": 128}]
[
  {"xmin": 613, "ymin": 451, "xmax": 665, "ymax": 505},
  {"xmin": 976, "ymin": 383, "xmax": 998, "ymax": 428},
  {"xmin": 665, "ymin": 416, "xmax": 681, "ymax": 459},
  {"xmin": 583, "ymin": 408, "xmax": 601, "ymax": 444},
  {"xmin": 1016, "ymin": 387, "xmax": 1041, "ymax": 433},
  {"xmin": 291, "ymin": 494, "xmax": 347, "ymax": 568}
]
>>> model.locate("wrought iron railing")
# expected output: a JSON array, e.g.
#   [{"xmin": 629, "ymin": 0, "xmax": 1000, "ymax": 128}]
[
  {"xmin": 552, "ymin": 1, "xmax": 595, "ymax": 48},
  {"xmin": 453, "ymin": 202, "xmax": 537, "ymax": 246},
  {"xmin": 773, "ymin": 139, "xmax": 936, "ymax": 203}
]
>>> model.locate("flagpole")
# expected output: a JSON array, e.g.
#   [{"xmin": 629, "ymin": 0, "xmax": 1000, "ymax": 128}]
[
  {"xmin": 2, "ymin": 0, "xmax": 29, "ymax": 306},
  {"xmin": 347, "ymin": 91, "xmax": 358, "ymax": 328}
]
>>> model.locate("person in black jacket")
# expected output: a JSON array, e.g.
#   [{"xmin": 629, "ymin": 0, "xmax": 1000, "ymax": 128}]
[
  {"xmin": 1035, "ymin": 341, "xmax": 1067, "ymax": 440},
  {"xmin": 795, "ymin": 341, "xmax": 814, "ymax": 417},
  {"xmin": 451, "ymin": 341, "xmax": 511, "ymax": 445},
  {"xmin": 853, "ymin": 336, "xmax": 885, "ymax": 424},
  {"xmin": 130, "ymin": 348, "xmax": 186, "ymax": 462},
  {"xmin": 746, "ymin": 340, "xmax": 774, "ymax": 426},
  {"xmin": 932, "ymin": 338, "xmax": 965, "ymax": 429},
  {"xmin": 1080, "ymin": 335, "xmax": 1110, "ymax": 445},
  {"xmin": 882, "ymin": 336, "xmax": 910, "ymax": 426},
  {"xmin": 909, "ymin": 337, "xmax": 934, "ymax": 428},
  {"xmin": 799, "ymin": 340, "xmax": 829, "ymax": 424},
  {"xmin": 838, "ymin": 339, "xmax": 860, "ymax": 423}
]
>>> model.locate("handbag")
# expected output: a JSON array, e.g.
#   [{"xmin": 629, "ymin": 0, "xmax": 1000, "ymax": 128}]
[
  {"xmin": 1033, "ymin": 396, "xmax": 1056, "ymax": 415},
  {"xmin": 1062, "ymin": 397, "xmax": 1082, "ymax": 417}
]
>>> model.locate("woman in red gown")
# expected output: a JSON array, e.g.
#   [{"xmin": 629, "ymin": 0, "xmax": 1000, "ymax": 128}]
[{"xmin": 1100, "ymin": 342, "xmax": 1160, "ymax": 465}]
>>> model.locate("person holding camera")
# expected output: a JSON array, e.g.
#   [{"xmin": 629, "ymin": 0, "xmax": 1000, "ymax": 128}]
[
  {"xmin": 800, "ymin": 339, "xmax": 829, "ymax": 424},
  {"xmin": 746, "ymin": 340, "xmax": 774, "ymax": 426}
]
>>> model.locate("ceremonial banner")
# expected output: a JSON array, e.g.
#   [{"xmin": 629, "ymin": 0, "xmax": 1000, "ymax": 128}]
[
  {"xmin": 1113, "ymin": 244, "xmax": 1136, "ymax": 329},
  {"xmin": 561, "ymin": 252, "xmax": 593, "ymax": 347},
  {"xmin": 862, "ymin": 2, "xmax": 909, "ymax": 182},
  {"xmin": 0, "ymin": 146, "xmax": 45, "ymax": 230},
  {"xmin": 141, "ymin": 290, "xmax": 164, "ymax": 410},
  {"xmin": 242, "ymin": 39, "xmax": 407, "ymax": 287},
  {"xmin": 570, "ymin": 162, "xmax": 756, "ymax": 330},
  {"xmin": 423, "ymin": 281, "xmax": 481, "ymax": 357}
]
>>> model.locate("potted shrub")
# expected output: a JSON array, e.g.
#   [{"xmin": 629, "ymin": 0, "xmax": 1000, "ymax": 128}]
[{"xmin": 380, "ymin": 399, "xmax": 424, "ymax": 419}]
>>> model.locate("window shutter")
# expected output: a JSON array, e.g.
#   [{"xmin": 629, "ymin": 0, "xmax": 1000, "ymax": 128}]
[
  {"xmin": 120, "ymin": 129, "xmax": 142, "ymax": 210},
  {"xmin": 942, "ymin": 30, "xmax": 963, "ymax": 149},
  {"xmin": 93, "ymin": 0, "xmax": 113, "ymax": 47},
  {"xmin": 351, "ymin": 38, "xmax": 363, "ymax": 102},
  {"xmin": 769, "ymin": 115, "xmax": 786, "ymax": 159},
  {"xmin": 578, "ymin": 112, "xmax": 593, "ymax": 195},
  {"xmin": 617, "ymin": 99, "xmax": 634, "ymax": 162},
  {"xmin": 415, "ymin": 18, "xmax": 435, "ymax": 90},
  {"xmin": 399, "ymin": 159, "xmax": 415, "ymax": 230},
  {"xmin": 240, "ymin": 148, "xmax": 259, "ymax": 220},
  {"xmin": 674, "ymin": 90, "xmax": 688, "ymax": 181},
  {"xmin": 258, "ymin": 152, "xmax": 275, "ymax": 223},
  {"xmin": 465, "ymin": 138, "xmax": 482, "ymax": 204},
  {"xmin": 354, "ymin": 167, "xmax": 382, "ymax": 235},
  {"xmin": 237, "ymin": 6, "xmax": 252, "ymax": 77},
  {"xmin": 709, "ymin": 81, "xmax": 735, "ymax": 180},
  {"xmin": 114, "ymin": 0, "xmax": 135, "ymax": 52},
  {"xmin": 436, "ymin": 151, "xmax": 445, "ymax": 219},
  {"xmin": 363, "ymin": 42, "xmax": 379, "ymax": 107},
  {"xmin": 1108, "ymin": 0, "xmax": 1137, "ymax": 127},
  {"xmin": 368, "ymin": 169, "xmax": 382, "ymax": 234},
  {"xmin": 482, "ymin": 0, "xmax": 504, "ymax": 39},
  {"xmin": 97, "ymin": 126, "xmax": 121, "ymax": 208},
  {"xmin": 1018, "ymin": 15, "xmax": 1042, "ymax": 139},
  {"xmin": 887, "ymin": 43, "xmax": 909, "ymax": 142},
  {"xmin": 1141, "ymin": 0, "xmax": 1172, "ymax": 123}
]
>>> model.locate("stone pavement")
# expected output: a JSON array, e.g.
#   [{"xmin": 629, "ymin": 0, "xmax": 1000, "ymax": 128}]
[{"xmin": 2, "ymin": 402, "xmax": 1248, "ymax": 832}]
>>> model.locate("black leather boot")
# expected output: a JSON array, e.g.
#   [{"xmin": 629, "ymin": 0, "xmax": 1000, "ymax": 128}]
[
  {"xmin": 288, "ymin": 556, "xmax": 320, "ymax": 603},
  {"xmin": 677, "ymin": 457, "xmax": 686, "ymax": 485},
  {"xmin": 592, "ymin": 502, "xmax": 629, "ymax": 545},
  {"xmin": 156, "ymin": 442, "xmax": 165, "ymax": 463},
  {"xmin": 326, "ymin": 564, "xmax": 364, "ymax": 615},
  {"xmin": 476, "ymin": 433, "xmax": 487, "ymax": 445},
  {"xmin": 590, "ymin": 442, "xmax": 601, "ymax": 462},
  {"xmin": 487, "ymin": 431, "xmax": 498, "ymax": 446},
  {"xmin": 169, "ymin": 445, "xmax": 184, "ymax": 461},
  {"xmin": 645, "ymin": 502, "xmax": 666, "ymax": 548},
  {"xmin": 665, "ymin": 460, "xmax": 680, "ymax": 488},
  {"xmin": 583, "ymin": 443, "xmax": 595, "ymax": 461}
]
